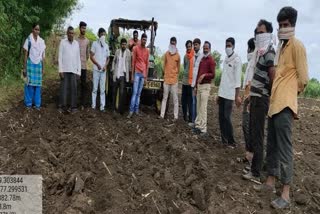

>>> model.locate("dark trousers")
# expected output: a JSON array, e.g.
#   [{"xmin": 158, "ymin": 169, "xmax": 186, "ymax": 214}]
[
  {"xmin": 250, "ymin": 96, "xmax": 269, "ymax": 177},
  {"xmin": 242, "ymin": 98, "xmax": 251, "ymax": 152},
  {"xmin": 59, "ymin": 72, "xmax": 78, "ymax": 109},
  {"xmin": 80, "ymin": 69, "xmax": 87, "ymax": 106},
  {"xmin": 112, "ymin": 76, "xmax": 126, "ymax": 114},
  {"xmin": 181, "ymin": 84, "xmax": 193, "ymax": 122},
  {"xmin": 218, "ymin": 97, "xmax": 235, "ymax": 145},
  {"xmin": 266, "ymin": 108, "xmax": 293, "ymax": 185}
]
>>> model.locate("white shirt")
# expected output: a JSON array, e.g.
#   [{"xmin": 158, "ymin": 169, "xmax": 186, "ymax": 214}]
[
  {"xmin": 91, "ymin": 40, "xmax": 109, "ymax": 71},
  {"xmin": 58, "ymin": 38, "xmax": 81, "ymax": 75},
  {"xmin": 191, "ymin": 50, "xmax": 203, "ymax": 87},
  {"xmin": 23, "ymin": 34, "xmax": 46, "ymax": 64},
  {"xmin": 117, "ymin": 50, "xmax": 126, "ymax": 78},
  {"xmin": 218, "ymin": 53, "xmax": 242, "ymax": 100}
]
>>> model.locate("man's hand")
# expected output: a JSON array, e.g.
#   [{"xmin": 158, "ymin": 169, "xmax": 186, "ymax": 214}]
[
  {"xmin": 235, "ymin": 96, "xmax": 242, "ymax": 108},
  {"xmin": 198, "ymin": 74, "xmax": 205, "ymax": 84},
  {"xmin": 59, "ymin": 72, "xmax": 64, "ymax": 80},
  {"xmin": 216, "ymin": 96, "xmax": 219, "ymax": 105},
  {"xmin": 97, "ymin": 64, "xmax": 102, "ymax": 71},
  {"xmin": 102, "ymin": 65, "xmax": 106, "ymax": 71}
]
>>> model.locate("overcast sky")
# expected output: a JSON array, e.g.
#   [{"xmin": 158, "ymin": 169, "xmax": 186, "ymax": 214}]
[{"xmin": 68, "ymin": 0, "xmax": 319, "ymax": 80}]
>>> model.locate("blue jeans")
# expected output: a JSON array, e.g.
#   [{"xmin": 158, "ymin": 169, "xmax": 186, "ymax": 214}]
[
  {"xmin": 192, "ymin": 87, "xmax": 197, "ymax": 123},
  {"xmin": 24, "ymin": 84, "xmax": 41, "ymax": 108},
  {"xmin": 92, "ymin": 70, "xmax": 106, "ymax": 110},
  {"xmin": 129, "ymin": 72, "xmax": 144, "ymax": 113}
]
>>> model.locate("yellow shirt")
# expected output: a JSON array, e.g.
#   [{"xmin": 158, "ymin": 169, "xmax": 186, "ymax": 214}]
[
  {"xmin": 163, "ymin": 51, "xmax": 181, "ymax": 84},
  {"xmin": 268, "ymin": 37, "xmax": 309, "ymax": 118}
]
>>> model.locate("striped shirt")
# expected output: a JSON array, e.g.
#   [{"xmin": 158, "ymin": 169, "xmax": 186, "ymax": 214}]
[{"xmin": 250, "ymin": 47, "xmax": 275, "ymax": 97}]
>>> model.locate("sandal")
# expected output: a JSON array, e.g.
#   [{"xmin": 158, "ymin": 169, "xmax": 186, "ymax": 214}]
[
  {"xmin": 271, "ymin": 197, "xmax": 290, "ymax": 209},
  {"xmin": 253, "ymin": 183, "xmax": 276, "ymax": 194}
]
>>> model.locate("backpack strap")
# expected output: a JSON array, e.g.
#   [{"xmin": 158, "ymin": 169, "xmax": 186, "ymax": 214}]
[{"xmin": 27, "ymin": 36, "xmax": 31, "ymax": 57}]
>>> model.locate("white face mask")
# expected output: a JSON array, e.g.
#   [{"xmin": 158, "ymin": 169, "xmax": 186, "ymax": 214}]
[
  {"xmin": 225, "ymin": 47, "xmax": 233, "ymax": 56},
  {"xmin": 255, "ymin": 33, "xmax": 272, "ymax": 49},
  {"xmin": 278, "ymin": 27, "xmax": 295, "ymax": 40},
  {"xmin": 247, "ymin": 52, "xmax": 253, "ymax": 62},
  {"xmin": 99, "ymin": 35, "xmax": 106, "ymax": 43}
]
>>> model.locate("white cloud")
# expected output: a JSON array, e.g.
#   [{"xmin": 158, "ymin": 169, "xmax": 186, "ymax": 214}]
[{"xmin": 68, "ymin": 0, "xmax": 320, "ymax": 79}]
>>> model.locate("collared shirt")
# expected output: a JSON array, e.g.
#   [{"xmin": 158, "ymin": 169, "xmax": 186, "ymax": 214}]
[
  {"xmin": 91, "ymin": 40, "xmax": 109, "ymax": 71},
  {"xmin": 191, "ymin": 51, "xmax": 204, "ymax": 87},
  {"xmin": 58, "ymin": 38, "xmax": 81, "ymax": 75},
  {"xmin": 129, "ymin": 38, "xmax": 140, "ymax": 51},
  {"xmin": 268, "ymin": 37, "xmax": 309, "ymax": 118},
  {"xmin": 250, "ymin": 46, "xmax": 276, "ymax": 97},
  {"xmin": 23, "ymin": 34, "xmax": 46, "ymax": 64},
  {"xmin": 218, "ymin": 53, "xmax": 242, "ymax": 100},
  {"xmin": 132, "ymin": 45, "xmax": 149, "ymax": 77},
  {"xmin": 164, "ymin": 51, "xmax": 181, "ymax": 84},
  {"xmin": 196, "ymin": 55, "xmax": 216, "ymax": 85},
  {"xmin": 76, "ymin": 37, "xmax": 90, "ymax": 70}
]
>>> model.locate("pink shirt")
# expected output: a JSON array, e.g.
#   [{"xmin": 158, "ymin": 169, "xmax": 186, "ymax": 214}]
[
  {"xmin": 77, "ymin": 37, "xmax": 89, "ymax": 69},
  {"xmin": 132, "ymin": 45, "xmax": 149, "ymax": 77}
]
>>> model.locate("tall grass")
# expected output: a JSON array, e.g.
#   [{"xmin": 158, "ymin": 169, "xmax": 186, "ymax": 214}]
[{"xmin": 303, "ymin": 78, "xmax": 320, "ymax": 98}]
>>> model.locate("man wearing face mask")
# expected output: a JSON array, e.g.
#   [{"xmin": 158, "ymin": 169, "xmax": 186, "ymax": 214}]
[
  {"xmin": 243, "ymin": 19, "xmax": 276, "ymax": 182},
  {"xmin": 193, "ymin": 41, "xmax": 216, "ymax": 136},
  {"xmin": 90, "ymin": 28, "xmax": 110, "ymax": 112},
  {"xmin": 159, "ymin": 37, "xmax": 181, "ymax": 121},
  {"xmin": 217, "ymin": 37, "xmax": 242, "ymax": 148},
  {"xmin": 242, "ymin": 37, "xmax": 255, "ymax": 166},
  {"xmin": 254, "ymin": 7, "xmax": 308, "ymax": 209},
  {"xmin": 190, "ymin": 38, "xmax": 203, "ymax": 127}
]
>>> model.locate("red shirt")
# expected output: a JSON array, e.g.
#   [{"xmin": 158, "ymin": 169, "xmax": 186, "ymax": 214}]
[
  {"xmin": 132, "ymin": 45, "xmax": 149, "ymax": 77},
  {"xmin": 196, "ymin": 55, "xmax": 216, "ymax": 85}
]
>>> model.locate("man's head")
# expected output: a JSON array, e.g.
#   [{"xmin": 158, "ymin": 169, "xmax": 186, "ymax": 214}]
[
  {"xmin": 79, "ymin": 21, "xmax": 87, "ymax": 36},
  {"xmin": 32, "ymin": 23, "xmax": 40, "ymax": 37},
  {"xmin": 98, "ymin": 28, "xmax": 106, "ymax": 38},
  {"xmin": 120, "ymin": 38, "xmax": 127, "ymax": 51},
  {"xmin": 67, "ymin": 26, "xmax": 74, "ymax": 42},
  {"xmin": 141, "ymin": 33, "xmax": 147, "ymax": 47},
  {"xmin": 170, "ymin": 37, "xmax": 177, "ymax": 46},
  {"xmin": 256, "ymin": 19, "xmax": 273, "ymax": 34},
  {"xmin": 185, "ymin": 40, "xmax": 192, "ymax": 53},
  {"xmin": 247, "ymin": 38, "xmax": 255, "ymax": 53},
  {"xmin": 277, "ymin": 6, "xmax": 298, "ymax": 29},
  {"xmin": 133, "ymin": 30, "xmax": 139, "ymax": 41},
  {"xmin": 203, "ymin": 41, "xmax": 211, "ymax": 55},
  {"xmin": 193, "ymin": 38, "xmax": 201, "ymax": 52},
  {"xmin": 226, "ymin": 37, "xmax": 235, "ymax": 49}
]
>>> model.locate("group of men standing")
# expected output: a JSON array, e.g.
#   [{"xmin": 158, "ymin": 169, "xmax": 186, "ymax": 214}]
[{"xmin": 22, "ymin": 6, "xmax": 309, "ymax": 210}]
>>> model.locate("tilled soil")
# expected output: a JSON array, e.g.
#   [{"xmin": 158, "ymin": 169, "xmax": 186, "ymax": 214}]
[{"xmin": 0, "ymin": 77, "xmax": 319, "ymax": 214}]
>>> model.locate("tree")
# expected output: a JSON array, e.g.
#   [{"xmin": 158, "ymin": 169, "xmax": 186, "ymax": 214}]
[{"xmin": 211, "ymin": 50, "xmax": 222, "ymax": 70}]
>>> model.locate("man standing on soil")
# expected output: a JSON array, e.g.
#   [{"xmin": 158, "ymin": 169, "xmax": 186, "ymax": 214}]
[
  {"xmin": 254, "ymin": 7, "xmax": 309, "ymax": 209},
  {"xmin": 58, "ymin": 26, "xmax": 81, "ymax": 113},
  {"xmin": 127, "ymin": 33, "xmax": 149, "ymax": 119},
  {"xmin": 243, "ymin": 19, "xmax": 276, "ymax": 182},
  {"xmin": 190, "ymin": 38, "xmax": 203, "ymax": 127},
  {"xmin": 242, "ymin": 37, "xmax": 255, "ymax": 167},
  {"xmin": 90, "ymin": 28, "xmax": 110, "ymax": 112},
  {"xmin": 76, "ymin": 21, "xmax": 90, "ymax": 109},
  {"xmin": 111, "ymin": 38, "xmax": 131, "ymax": 114},
  {"xmin": 158, "ymin": 37, "xmax": 181, "ymax": 121},
  {"xmin": 181, "ymin": 40, "xmax": 194, "ymax": 124},
  {"xmin": 217, "ymin": 37, "xmax": 242, "ymax": 147},
  {"xmin": 193, "ymin": 41, "xmax": 216, "ymax": 136},
  {"xmin": 129, "ymin": 30, "xmax": 140, "ymax": 51},
  {"xmin": 23, "ymin": 23, "xmax": 46, "ymax": 110}
]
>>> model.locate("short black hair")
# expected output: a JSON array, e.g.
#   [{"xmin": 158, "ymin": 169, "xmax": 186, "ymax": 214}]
[
  {"xmin": 258, "ymin": 19, "xmax": 273, "ymax": 33},
  {"xmin": 98, "ymin": 28, "xmax": 106, "ymax": 36},
  {"xmin": 277, "ymin": 6, "xmax": 298, "ymax": 27},
  {"xmin": 67, "ymin": 26, "xmax": 74, "ymax": 32},
  {"xmin": 32, "ymin": 23, "xmax": 39, "ymax": 29},
  {"xmin": 226, "ymin": 37, "xmax": 235, "ymax": 46},
  {"xmin": 247, "ymin": 38, "xmax": 255, "ymax": 52},
  {"xmin": 204, "ymin": 41, "xmax": 211, "ymax": 49},
  {"xmin": 193, "ymin": 38, "xmax": 201, "ymax": 45},
  {"xmin": 79, "ymin": 21, "xmax": 87, "ymax": 28},
  {"xmin": 185, "ymin": 40, "xmax": 192, "ymax": 48},
  {"xmin": 170, "ymin": 37, "xmax": 177, "ymax": 43},
  {"xmin": 141, "ymin": 33, "xmax": 147, "ymax": 39},
  {"xmin": 120, "ymin": 38, "xmax": 127, "ymax": 44},
  {"xmin": 133, "ymin": 30, "xmax": 138, "ymax": 35}
]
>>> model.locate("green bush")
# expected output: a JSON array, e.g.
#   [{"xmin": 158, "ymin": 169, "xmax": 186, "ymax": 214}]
[{"xmin": 303, "ymin": 78, "xmax": 320, "ymax": 98}]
